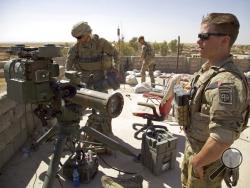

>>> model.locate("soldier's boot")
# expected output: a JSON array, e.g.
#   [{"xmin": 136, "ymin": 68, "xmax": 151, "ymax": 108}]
[
  {"xmin": 101, "ymin": 175, "xmax": 143, "ymax": 188},
  {"xmin": 150, "ymin": 77, "xmax": 155, "ymax": 88}
]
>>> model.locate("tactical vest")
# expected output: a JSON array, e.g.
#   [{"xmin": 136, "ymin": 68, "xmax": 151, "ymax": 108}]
[
  {"xmin": 186, "ymin": 61, "xmax": 250, "ymax": 152},
  {"xmin": 75, "ymin": 38, "xmax": 113, "ymax": 71},
  {"xmin": 143, "ymin": 42, "xmax": 155, "ymax": 60}
]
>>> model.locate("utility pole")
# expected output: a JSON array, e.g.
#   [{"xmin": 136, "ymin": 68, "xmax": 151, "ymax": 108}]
[
  {"xmin": 176, "ymin": 35, "xmax": 180, "ymax": 73},
  {"xmin": 117, "ymin": 26, "xmax": 121, "ymax": 53},
  {"xmin": 117, "ymin": 25, "xmax": 125, "ymax": 87}
]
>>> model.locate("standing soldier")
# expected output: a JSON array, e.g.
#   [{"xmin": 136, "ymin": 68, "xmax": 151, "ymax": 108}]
[
  {"xmin": 138, "ymin": 36, "xmax": 155, "ymax": 86},
  {"xmin": 177, "ymin": 13, "xmax": 250, "ymax": 188},
  {"xmin": 65, "ymin": 21, "xmax": 120, "ymax": 140}
]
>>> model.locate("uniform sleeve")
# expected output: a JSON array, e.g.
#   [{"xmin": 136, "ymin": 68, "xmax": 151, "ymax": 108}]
[
  {"xmin": 65, "ymin": 45, "xmax": 78, "ymax": 71},
  {"xmin": 141, "ymin": 45, "xmax": 147, "ymax": 59},
  {"xmin": 205, "ymin": 72, "xmax": 246, "ymax": 144},
  {"xmin": 100, "ymin": 38, "xmax": 120, "ymax": 70}
]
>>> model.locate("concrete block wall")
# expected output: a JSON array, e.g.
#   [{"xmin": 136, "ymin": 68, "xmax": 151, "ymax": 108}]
[
  {"xmin": 234, "ymin": 58, "xmax": 250, "ymax": 72},
  {"xmin": 120, "ymin": 56, "xmax": 250, "ymax": 74},
  {"xmin": 0, "ymin": 92, "xmax": 42, "ymax": 169},
  {"xmin": 121, "ymin": 56, "xmax": 188, "ymax": 73},
  {"xmin": 1, "ymin": 56, "xmax": 249, "ymax": 79},
  {"xmin": 187, "ymin": 57, "xmax": 207, "ymax": 73},
  {"xmin": 121, "ymin": 56, "xmax": 205, "ymax": 73}
]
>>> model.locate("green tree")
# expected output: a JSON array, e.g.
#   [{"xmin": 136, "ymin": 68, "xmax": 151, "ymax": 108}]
[
  {"xmin": 117, "ymin": 41, "xmax": 135, "ymax": 56},
  {"xmin": 169, "ymin": 39, "xmax": 177, "ymax": 53},
  {"xmin": 152, "ymin": 42, "xmax": 161, "ymax": 55},
  {"xmin": 160, "ymin": 41, "xmax": 168, "ymax": 56},
  {"xmin": 129, "ymin": 37, "xmax": 139, "ymax": 53}
]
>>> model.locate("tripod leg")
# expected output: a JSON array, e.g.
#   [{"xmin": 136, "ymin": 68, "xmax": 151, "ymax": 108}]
[
  {"xmin": 32, "ymin": 126, "xmax": 57, "ymax": 150},
  {"xmin": 42, "ymin": 133, "xmax": 67, "ymax": 188},
  {"xmin": 82, "ymin": 126, "xmax": 137, "ymax": 158}
]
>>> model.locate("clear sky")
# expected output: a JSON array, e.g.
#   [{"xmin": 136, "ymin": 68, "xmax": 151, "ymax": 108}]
[{"xmin": 0, "ymin": 0, "xmax": 249, "ymax": 44}]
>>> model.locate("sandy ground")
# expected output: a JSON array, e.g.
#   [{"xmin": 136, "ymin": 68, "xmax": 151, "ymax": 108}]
[{"xmin": 0, "ymin": 79, "xmax": 250, "ymax": 188}]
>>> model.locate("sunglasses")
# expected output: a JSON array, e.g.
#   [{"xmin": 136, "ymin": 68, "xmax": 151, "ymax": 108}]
[
  {"xmin": 76, "ymin": 36, "xmax": 83, "ymax": 40},
  {"xmin": 198, "ymin": 33, "xmax": 227, "ymax": 40}
]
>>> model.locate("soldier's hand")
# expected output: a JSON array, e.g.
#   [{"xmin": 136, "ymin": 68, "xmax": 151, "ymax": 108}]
[
  {"xmin": 193, "ymin": 165, "xmax": 204, "ymax": 179},
  {"xmin": 191, "ymin": 155, "xmax": 204, "ymax": 179}
]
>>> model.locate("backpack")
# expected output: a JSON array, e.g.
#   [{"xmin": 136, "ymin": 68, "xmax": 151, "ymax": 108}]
[{"xmin": 145, "ymin": 43, "xmax": 155, "ymax": 58}]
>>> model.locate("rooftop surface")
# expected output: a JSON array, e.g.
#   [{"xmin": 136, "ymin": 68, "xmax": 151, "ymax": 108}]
[{"xmin": 0, "ymin": 81, "xmax": 250, "ymax": 188}]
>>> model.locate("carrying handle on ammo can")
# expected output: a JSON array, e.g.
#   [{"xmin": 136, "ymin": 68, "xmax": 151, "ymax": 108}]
[
  {"xmin": 145, "ymin": 125, "xmax": 168, "ymax": 141},
  {"xmin": 145, "ymin": 125, "xmax": 168, "ymax": 133}
]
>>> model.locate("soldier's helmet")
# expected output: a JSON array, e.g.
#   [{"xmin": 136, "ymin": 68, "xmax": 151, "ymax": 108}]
[
  {"xmin": 71, "ymin": 21, "xmax": 92, "ymax": 38},
  {"xmin": 138, "ymin": 36, "xmax": 144, "ymax": 42}
]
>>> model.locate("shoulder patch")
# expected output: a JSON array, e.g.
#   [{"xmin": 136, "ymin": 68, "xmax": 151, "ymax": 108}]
[{"xmin": 218, "ymin": 85, "xmax": 233, "ymax": 105}]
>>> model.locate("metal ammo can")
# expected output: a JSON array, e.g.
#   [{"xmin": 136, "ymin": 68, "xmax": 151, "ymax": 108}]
[{"xmin": 141, "ymin": 126, "xmax": 178, "ymax": 176}]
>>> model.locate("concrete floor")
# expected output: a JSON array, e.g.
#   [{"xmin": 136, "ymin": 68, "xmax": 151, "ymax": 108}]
[{"xmin": 0, "ymin": 82, "xmax": 249, "ymax": 188}]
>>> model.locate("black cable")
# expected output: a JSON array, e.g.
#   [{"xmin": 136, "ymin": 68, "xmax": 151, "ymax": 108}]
[{"xmin": 98, "ymin": 155, "xmax": 137, "ymax": 175}]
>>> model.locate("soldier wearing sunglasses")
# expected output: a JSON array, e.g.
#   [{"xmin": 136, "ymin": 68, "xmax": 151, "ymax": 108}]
[
  {"xmin": 65, "ymin": 21, "xmax": 120, "ymax": 150},
  {"xmin": 180, "ymin": 13, "xmax": 250, "ymax": 188}
]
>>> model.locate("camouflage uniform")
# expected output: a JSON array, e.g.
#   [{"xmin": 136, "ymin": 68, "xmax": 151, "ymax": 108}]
[
  {"xmin": 66, "ymin": 36, "xmax": 119, "ymax": 90},
  {"xmin": 66, "ymin": 22, "xmax": 119, "ymax": 136},
  {"xmin": 140, "ymin": 42, "xmax": 155, "ymax": 84},
  {"xmin": 181, "ymin": 56, "xmax": 250, "ymax": 188}
]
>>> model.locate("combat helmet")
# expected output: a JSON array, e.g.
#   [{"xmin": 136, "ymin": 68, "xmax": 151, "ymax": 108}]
[
  {"xmin": 138, "ymin": 36, "xmax": 144, "ymax": 42},
  {"xmin": 71, "ymin": 21, "xmax": 92, "ymax": 38}
]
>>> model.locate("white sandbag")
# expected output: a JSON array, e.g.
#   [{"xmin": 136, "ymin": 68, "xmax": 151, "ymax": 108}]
[
  {"xmin": 153, "ymin": 70, "xmax": 161, "ymax": 77},
  {"xmin": 134, "ymin": 82, "xmax": 152, "ymax": 93},
  {"xmin": 135, "ymin": 72, "xmax": 141, "ymax": 77},
  {"xmin": 244, "ymin": 71, "xmax": 250, "ymax": 78},
  {"xmin": 126, "ymin": 74, "xmax": 138, "ymax": 85},
  {"xmin": 125, "ymin": 70, "xmax": 135, "ymax": 76},
  {"xmin": 133, "ymin": 69, "xmax": 140, "ymax": 73}
]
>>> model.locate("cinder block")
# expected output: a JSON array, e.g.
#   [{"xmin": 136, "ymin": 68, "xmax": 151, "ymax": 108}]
[
  {"xmin": 12, "ymin": 130, "xmax": 27, "ymax": 152},
  {"xmin": 0, "ymin": 111, "xmax": 12, "ymax": 133},
  {"xmin": 13, "ymin": 104, "xmax": 26, "ymax": 120},
  {"xmin": 20, "ymin": 111, "xmax": 34, "ymax": 131},
  {"xmin": 0, "ymin": 121, "xmax": 21, "ymax": 146},
  {"xmin": 0, "ymin": 94, "xmax": 16, "ymax": 115},
  {"xmin": 0, "ymin": 142, "xmax": 14, "ymax": 169},
  {"xmin": 0, "ymin": 129, "xmax": 8, "ymax": 150}
]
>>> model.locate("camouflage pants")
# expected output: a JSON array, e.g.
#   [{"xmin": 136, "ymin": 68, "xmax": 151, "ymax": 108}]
[
  {"xmin": 181, "ymin": 142, "xmax": 224, "ymax": 188},
  {"xmin": 84, "ymin": 112, "xmax": 113, "ymax": 154},
  {"xmin": 86, "ymin": 112, "xmax": 112, "ymax": 135},
  {"xmin": 140, "ymin": 60, "xmax": 155, "ymax": 84}
]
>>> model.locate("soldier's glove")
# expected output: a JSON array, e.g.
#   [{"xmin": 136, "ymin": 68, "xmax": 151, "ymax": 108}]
[
  {"xmin": 106, "ymin": 68, "xmax": 121, "ymax": 90},
  {"xmin": 224, "ymin": 167, "xmax": 239, "ymax": 188}
]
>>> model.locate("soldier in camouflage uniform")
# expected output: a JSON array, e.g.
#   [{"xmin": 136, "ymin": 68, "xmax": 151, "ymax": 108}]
[
  {"xmin": 66, "ymin": 21, "xmax": 120, "ymax": 137},
  {"xmin": 179, "ymin": 13, "xmax": 250, "ymax": 188},
  {"xmin": 138, "ymin": 36, "xmax": 155, "ymax": 86}
]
